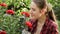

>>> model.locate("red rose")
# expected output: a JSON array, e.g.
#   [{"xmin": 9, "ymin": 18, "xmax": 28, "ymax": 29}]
[
  {"xmin": 0, "ymin": 4, "xmax": 1, "ymax": 6},
  {"xmin": 0, "ymin": 3, "xmax": 7, "ymax": 7},
  {"xmin": 0, "ymin": 30, "xmax": 6, "ymax": 34},
  {"xmin": 21, "ymin": 12, "xmax": 30, "ymax": 17},
  {"xmin": 25, "ymin": 21, "xmax": 32, "ymax": 29},
  {"xmin": 6, "ymin": 10, "xmax": 15, "ymax": 15}
]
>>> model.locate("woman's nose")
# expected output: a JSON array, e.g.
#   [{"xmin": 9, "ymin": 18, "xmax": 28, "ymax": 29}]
[{"xmin": 29, "ymin": 10, "xmax": 33, "ymax": 14}]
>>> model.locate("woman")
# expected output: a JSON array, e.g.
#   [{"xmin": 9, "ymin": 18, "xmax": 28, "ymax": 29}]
[
  {"xmin": 27, "ymin": 0, "xmax": 59, "ymax": 34},
  {"xmin": 22, "ymin": 0, "xmax": 59, "ymax": 34}
]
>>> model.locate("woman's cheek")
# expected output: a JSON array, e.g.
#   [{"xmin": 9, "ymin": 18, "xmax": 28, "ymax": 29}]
[{"xmin": 30, "ymin": 11, "xmax": 38, "ymax": 19}]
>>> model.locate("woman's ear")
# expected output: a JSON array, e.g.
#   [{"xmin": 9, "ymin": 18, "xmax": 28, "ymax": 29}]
[{"xmin": 40, "ymin": 7, "xmax": 47, "ymax": 15}]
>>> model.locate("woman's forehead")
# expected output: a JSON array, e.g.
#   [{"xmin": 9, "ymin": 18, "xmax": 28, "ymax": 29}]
[
  {"xmin": 30, "ymin": 2, "xmax": 37, "ymax": 7},
  {"xmin": 30, "ymin": 2, "xmax": 40, "ymax": 9}
]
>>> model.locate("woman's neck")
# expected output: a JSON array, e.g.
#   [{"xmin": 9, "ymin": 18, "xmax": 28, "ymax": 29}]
[
  {"xmin": 38, "ymin": 14, "xmax": 46, "ymax": 24},
  {"xmin": 34, "ymin": 15, "xmax": 46, "ymax": 34}
]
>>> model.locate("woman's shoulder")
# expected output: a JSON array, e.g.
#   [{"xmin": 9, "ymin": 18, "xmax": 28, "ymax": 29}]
[
  {"xmin": 45, "ymin": 19, "xmax": 58, "ymax": 32},
  {"xmin": 45, "ymin": 18, "xmax": 57, "ymax": 28},
  {"xmin": 49, "ymin": 19, "xmax": 57, "ymax": 28},
  {"xmin": 42, "ymin": 19, "xmax": 59, "ymax": 34},
  {"xmin": 44, "ymin": 18, "xmax": 58, "ymax": 31},
  {"xmin": 40, "ymin": 18, "xmax": 59, "ymax": 34}
]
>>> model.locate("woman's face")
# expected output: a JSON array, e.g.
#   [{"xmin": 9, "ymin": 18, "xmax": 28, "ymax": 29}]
[
  {"xmin": 29, "ymin": 2, "xmax": 42, "ymax": 19},
  {"xmin": 30, "ymin": 2, "xmax": 47, "ymax": 19}
]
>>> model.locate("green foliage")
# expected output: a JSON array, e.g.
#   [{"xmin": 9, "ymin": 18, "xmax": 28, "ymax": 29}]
[
  {"xmin": 48, "ymin": 0, "xmax": 60, "ymax": 20},
  {"xmin": 58, "ymin": 20, "xmax": 60, "ymax": 32},
  {"xmin": 0, "ymin": 0, "xmax": 31, "ymax": 34}
]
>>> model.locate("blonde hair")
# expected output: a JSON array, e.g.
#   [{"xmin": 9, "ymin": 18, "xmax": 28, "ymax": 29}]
[
  {"xmin": 47, "ymin": 3, "xmax": 56, "ymax": 22},
  {"xmin": 47, "ymin": 3, "xmax": 59, "ymax": 33}
]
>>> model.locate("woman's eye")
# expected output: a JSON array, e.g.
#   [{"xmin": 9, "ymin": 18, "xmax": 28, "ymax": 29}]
[
  {"xmin": 32, "ymin": 8, "xmax": 36, "ymax": 11},
  {"xmin": 30, "ymin": 8, "xmax": 36, "ymax": 12}
]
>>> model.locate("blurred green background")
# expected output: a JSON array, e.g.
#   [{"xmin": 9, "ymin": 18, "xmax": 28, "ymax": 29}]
[{"xmin": 0, "ymin": 0, "xmax": 60, "ymax": 34}]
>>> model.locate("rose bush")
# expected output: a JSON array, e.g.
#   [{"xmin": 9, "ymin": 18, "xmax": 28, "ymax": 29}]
[{"xmin": 0, "ymin": 0, "xmax": 31, "ymax": 34}]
